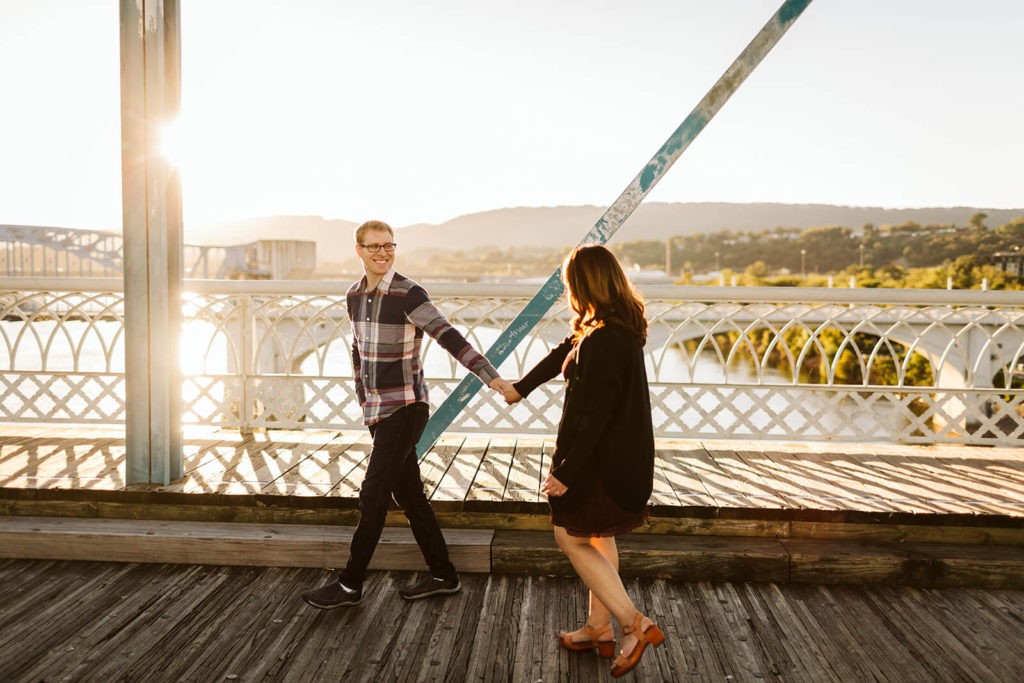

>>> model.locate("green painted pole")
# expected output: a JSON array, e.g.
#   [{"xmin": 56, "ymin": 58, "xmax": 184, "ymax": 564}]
[{"xmin": 417, "ymin": 0, "xmax": 814, "ymax": 458}]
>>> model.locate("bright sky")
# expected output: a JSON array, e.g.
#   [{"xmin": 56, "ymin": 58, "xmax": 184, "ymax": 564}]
[{"xmin": 1, "ymin": 0, "xmax": 1021, "ymax": 233}]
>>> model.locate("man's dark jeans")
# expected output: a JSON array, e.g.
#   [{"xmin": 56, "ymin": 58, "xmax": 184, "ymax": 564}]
[{"xmin": 339, "ymin": 402, "xmax": 456, "ymax": 588}]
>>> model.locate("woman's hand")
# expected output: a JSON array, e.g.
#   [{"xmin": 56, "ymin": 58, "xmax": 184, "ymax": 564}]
[
  {"xmin": 541, "ymin": 473, "xmax": 568, "ymax": 497},
  {"xmin": 502, "ymin": 383, "xmax": 523, "ymax": 404},
  {"xmin": 489, "ymin": 379, "xmax": 523, "ymax": 404}
]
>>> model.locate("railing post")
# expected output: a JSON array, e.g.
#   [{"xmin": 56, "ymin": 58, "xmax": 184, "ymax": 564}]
[
  {"xmin": 120, "ymin": 0, "xmax": 183, "ymax": 485},
  {"xmin": 241, "ymin": 293, "xmax": 254, "ymax": 432}
]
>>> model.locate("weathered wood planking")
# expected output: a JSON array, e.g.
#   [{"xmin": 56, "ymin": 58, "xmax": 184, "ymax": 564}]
[
  {"xmin": 324, "ymin": 433, "xmax": 376, "ymax": 498},
  {"xmin": 841, "ymin": 448, "xmax": 976, "ymax": 515},
  {"xmin": 731, "ymin": 444, "xmax": 822, "ymax": 510},
  {"xmin": 432, "ymin": 435, "xmax": 490, "ymax": 503},
  {"xmin": 262, "ymin": 431, "xmax": 365, "ymax": 496},
  {"xmin": 503, "ymin": 437, "xmax": 545, "ymax": 503},
  {"xmin": 0, "ymin": 430, "xmax": 125, "ymax": 489},
  {"xmin": 0, "ymin": 561, "xmax": 163, "ymax": 679},
  {"xmin": 418, "ymin": 433, "xmax": 465, "ymax": 498},
  {"xmin": 729, "ymin": 581, "xmax": 826, "ymax": 681},
  {"xmin": 655, "ymin": 443, "xmax": 717, "ymax": 507},
  {"xmin": 753, "ymin": 442, "xmax": 912, "ymax": 513},
  {"xmin": 376, "ymin": 572, "xmax": 456, "ymax": 680},
  {"xmin": 412, "ymin": 565, "xmax": 483, "ymax": 681},
  {"xmin": 937, "ymin": 588, "xmax": 1024, "ymax": 679},
  {"xmin": 983, "ymin": 445, "xmax": 1024, "ymax": 487},
  {"xmin": 874, "ymin": 442, "xmax": 1024, "ymax": 516},
  {"xmin": 466, "ymin": 436, "xmax": 515, "ymax": 504},
  {"xmin": 490, "ymin": 530, "xmax": 791, "ymax": 583},
  {"xmin": 817, "ymin": 444, "xmax": 974, "ymax": 514},
  {"xmin": 697, "ymin": 581, "xmax": 777, "ymax": 679},
  {"xmin": 764, "ymin": 582, "xmax": 880, "ymax": 681},
  {"xmin": 179, "ymin": 430, "xmax": 333, "ymax": 495},
  {"xmin": 650, "ymin": 448, "xmax": 682, "ymax": 506},
  {"xmin": 463, "ymin": 574, "xmax": 516, "ymax": 681},
  {"xmin": 4, "ymin": 560, "xmax": 1024, "ymax": 681},
  {"xmin": 170, "ymin": 430, "xmax": 265, "ymax": 493},
  {"xmin": 181, "ymin": 429, "xmax": 256, "ymax": 472},
  {"xmin": 3, "ymin": 427, "xmax": 1024, "ymax": 522},
  {"xmin": 870, "ymin": 585, "xmax": 1005, "ymax": 680},
  {"xmin": 0, "ymin": 425, "xmax": 81, "ymax": 453},
  {"xmin": 739, "ymin": 441, "xmax": 852, "ymax": 512},
  {"xmin": 702, "ymin": 441, "xmax": 790, "ymax": 508},
  {"xmin": 679, "ymin": 441, "xmax": 770, "ymax": 508},
  {"xmin": 0, "ymin": 516, "xmax": 493, "ymax": 573}
]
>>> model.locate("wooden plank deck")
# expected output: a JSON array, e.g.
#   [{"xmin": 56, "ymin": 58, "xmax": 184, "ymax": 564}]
[
  {"xmin": 0, "ymin": 516, "xmax": 494, "ymax": 573},
  {"xmin": 0, "ymin": 558, "xmax": 1022, "ymax": 681},
  {"xmin": 2, "ymin": 424, "xmax": 1023, "ymax": 521}
]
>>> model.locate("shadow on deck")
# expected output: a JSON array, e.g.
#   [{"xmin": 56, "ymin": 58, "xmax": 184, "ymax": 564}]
[
  {"xmin": 2, "ymin": 425, "xmax": 1024, "ymax": 589},
  {"xmin": 3, "ymin": 425, "xmax": 1024, "ymax": 525}
]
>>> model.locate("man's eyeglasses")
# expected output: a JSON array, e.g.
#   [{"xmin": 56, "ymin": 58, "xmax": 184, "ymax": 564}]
[{"xmin": 359, "ymin": 242, "xmax": 397, "ymax": 254}]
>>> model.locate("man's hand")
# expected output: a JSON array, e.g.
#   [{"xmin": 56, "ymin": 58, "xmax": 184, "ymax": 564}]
[
  {"xmin": 488, "ymin": 378, "xmax": 523, "ymax": 404},
  {"xmin": 487, "ymin": 376, "xmax": 520, "ymax": 403},
  {"xmin": 541, "ymin": 473, "xmax": 568, "ymax": 497}
]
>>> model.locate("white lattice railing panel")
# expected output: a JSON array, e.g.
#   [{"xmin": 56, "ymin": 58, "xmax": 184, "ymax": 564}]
[
  {"xmin": 1, "ymin": 279, "xmax": 1022, "ymax": 445},
  {"xmin": 0, "ymin": 372, "xmax": 124, "ymax": 423}
]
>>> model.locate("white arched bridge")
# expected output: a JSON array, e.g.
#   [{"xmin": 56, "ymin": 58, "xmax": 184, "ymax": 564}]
[
  {"xmin": 0, "ymin": 278, "xmax": 1021, "ymax": 445},
  {"xmin": 0, "ymin": 225, "xmax": 315, "ymax": 280}
]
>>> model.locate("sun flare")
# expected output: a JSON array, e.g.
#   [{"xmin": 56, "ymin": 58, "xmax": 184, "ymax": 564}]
[{"xmin": 159, "ymin": 117, "xmax": 187, "ymax": 168}]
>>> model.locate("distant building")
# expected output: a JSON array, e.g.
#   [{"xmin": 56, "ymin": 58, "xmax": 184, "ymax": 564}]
[
  {"xmin": 627, "ymin": 268, "xmax": 675, "ymax": 284},
  {"xmin": 987, "ymin": 249, "xmax": 1024, "ymax": 276},
  {"xmin": 225, "ymin": 240, "xmax": 316, "ymax": 279}
]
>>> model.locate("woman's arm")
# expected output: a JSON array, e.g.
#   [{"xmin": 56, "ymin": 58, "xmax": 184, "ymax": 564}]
[{"xmin": 512, "ymin": 334, "xmax": 574, "ymax": 399}]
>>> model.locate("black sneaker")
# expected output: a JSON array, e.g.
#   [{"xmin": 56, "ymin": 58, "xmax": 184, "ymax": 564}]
[
  {"xmin": 301, "ymin": 579, "xmax": 362, "ymax": 609},
  {"xmin": 399, "ymin": 575, "xmax": 461, "ymax": 600}
]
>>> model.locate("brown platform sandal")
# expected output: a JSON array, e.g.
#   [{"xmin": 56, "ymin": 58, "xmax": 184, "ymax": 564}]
[
  {"xmin": 610, "ymin": 612, "xmax": 665, "ymax": 677},
  {"xmin": 558, "ymin": 622, "xmax": 616, "ymax": 658}
]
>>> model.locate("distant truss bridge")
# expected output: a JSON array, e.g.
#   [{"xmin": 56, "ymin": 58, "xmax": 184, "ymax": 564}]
[{"xmin": 0, "ymin": 225, "xmax": 315, "ymax": 280}]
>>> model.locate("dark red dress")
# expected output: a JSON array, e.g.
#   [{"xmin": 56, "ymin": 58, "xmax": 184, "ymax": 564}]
[{"xmin": 550, "ymin": 479, "xmax": 649, "ymax": 538}]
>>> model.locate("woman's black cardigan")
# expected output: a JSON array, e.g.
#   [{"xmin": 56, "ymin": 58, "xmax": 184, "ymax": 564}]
[{"xmin": 513, "ymin": 324, "xmax": 655, "ymax": 514}]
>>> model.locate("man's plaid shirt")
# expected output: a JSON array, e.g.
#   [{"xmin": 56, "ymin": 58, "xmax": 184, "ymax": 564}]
[{"xmin": 347, "ymin": 268, "xmax": 500, "ymax": 425}]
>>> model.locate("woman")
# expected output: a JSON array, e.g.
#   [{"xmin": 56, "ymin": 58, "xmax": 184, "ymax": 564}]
[{"xmin": 502, "ymin": 244, "xmax": 663, "ymax": 677}]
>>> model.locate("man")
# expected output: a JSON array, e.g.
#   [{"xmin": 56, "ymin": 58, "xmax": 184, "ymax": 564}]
[{"xmin": 301, "ymin": 219, "xmax": 507, "ymax": 609}]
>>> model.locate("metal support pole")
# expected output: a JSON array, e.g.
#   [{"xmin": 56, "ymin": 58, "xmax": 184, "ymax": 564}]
[
  {"xmin": 165, "ymin": 0, "xmax": 184, "ymax": 473},
  {"xmin": 120, "ymin": 0, "xmax": 183, "ymax": 485},
  {"xmin": 417, "ymin": 0, "xmax": 815, "ymax": 457}
]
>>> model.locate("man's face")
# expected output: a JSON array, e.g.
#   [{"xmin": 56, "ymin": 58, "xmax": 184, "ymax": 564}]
[{"xmin": 356, "ymin": 228, "xmax": 395, "ymax": 278}]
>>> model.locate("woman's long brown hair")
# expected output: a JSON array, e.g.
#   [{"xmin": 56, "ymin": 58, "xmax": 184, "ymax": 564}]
[{"xmin": 562, "ymin": 244, "xmax": 648, "ymax": 345}]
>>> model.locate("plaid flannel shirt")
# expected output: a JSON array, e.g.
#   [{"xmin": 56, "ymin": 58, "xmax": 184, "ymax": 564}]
[{"xmin": 347, "ymin": 268, "xmax": 500, "ymax": 425}]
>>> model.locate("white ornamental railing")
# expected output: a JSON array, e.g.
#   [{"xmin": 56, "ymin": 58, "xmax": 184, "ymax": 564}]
[{"xmin": 1, "ymin": 278, "xmax": 1022, "ymax": 445}]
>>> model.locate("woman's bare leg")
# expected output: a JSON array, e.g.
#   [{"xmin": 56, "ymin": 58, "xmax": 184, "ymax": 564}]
[
  {"xmin": 565, "ymin": 535, "xmax": 618, "ymax": 644},
  {"xmin": 554, "ymin": 526, "xmax": 652, "ymax": 655}
]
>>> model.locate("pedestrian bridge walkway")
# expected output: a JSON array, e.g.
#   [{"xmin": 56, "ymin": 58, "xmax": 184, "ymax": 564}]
[
  {"xmin": 3, "ymin": 425, "xmax": 1023, "ymax": 518},
  {"xmin": 2, "ymin": 425, "xmax": 1023, "ymax": 590}
]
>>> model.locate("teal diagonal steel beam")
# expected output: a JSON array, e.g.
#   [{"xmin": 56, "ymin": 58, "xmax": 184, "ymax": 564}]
[{"xmin": 417, "ymin": 0, "xmax": 814, "ymax": 458}]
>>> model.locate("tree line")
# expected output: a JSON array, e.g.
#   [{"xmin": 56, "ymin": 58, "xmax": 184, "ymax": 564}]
[{"xmin": 611, "ymin": 212, "xmax": 1024, "ymax": 289}]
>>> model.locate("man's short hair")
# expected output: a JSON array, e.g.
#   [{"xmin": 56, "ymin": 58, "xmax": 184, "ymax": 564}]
[{"xmin": 354, "ymin": 220, "xmax": 394, "ymax": 244}]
